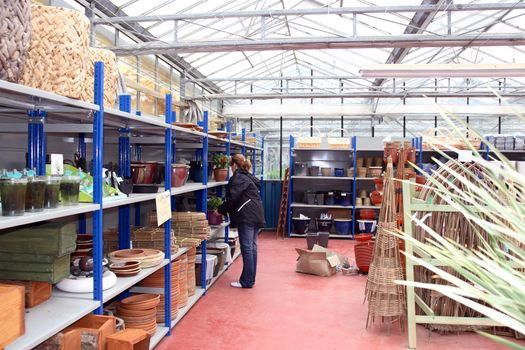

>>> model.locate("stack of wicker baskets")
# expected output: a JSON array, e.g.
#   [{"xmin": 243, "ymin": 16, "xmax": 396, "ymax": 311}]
[
  {"xmin": 186, "ymin": 247, "xmax": 197, "ymax": 296},
  {"xmin": 171, "ymin": 212, "xmax": 211, "ymax": 241},
  {"xmin": 0, "ymin": 0, "xmax": 32, "ymax": 82},
  {"xmin": 103, "ymin": 227, "xmax": 178, "ymax": 255},
  {"xmin": 175, "ymin": 254, "xmax": 189, "ymax": 309}
]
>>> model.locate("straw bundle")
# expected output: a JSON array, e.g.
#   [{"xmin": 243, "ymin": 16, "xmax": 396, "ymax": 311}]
[
  {"xmin": 365, "ymin": 158, "xmax": 406, "ymax": 328},
  {"xmin": 0, "ymin": 0, "xmax": 32, "ymax": 82},
  {"xmin": 20, "ymin": 5, "xmax": 89, "ymax": 98},
  {"xmin": 82, "ymin": 47, "xmax": 118, "ymax": 107}
]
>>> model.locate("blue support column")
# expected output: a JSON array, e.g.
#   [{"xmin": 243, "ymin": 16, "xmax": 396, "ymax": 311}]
[
  {"xmin": 78, "ymin": 133, "xmax": 87, "ymax": 234},
  {"xmin": 92, "ymin": 61, "xmax": 105, "ymax": 313},
  {"xmin": 118, "ymin": 95, "xmax": 132, "ymax": 249},
  {"xmin": 241, "ymin": 128, "xmax": 246, "ymax": 156},
  {"xmin": 199, "ymin": 111, "xmax": 209, "ymax": 293},
  {"xmin": 260, "ymin": 136, "xmax": 265, "ymax": 205},
  {"xmin": 28, "ymin": 111, "xmax": 46, "ymax": 174},
  {"xmin": 351, "ymin": 136, "xmax": 357, "ymax": 239},
  {"xmin": 134, "ymin": 142, "xmax": 142, "ymax": 227},
  {"xmin": 287, "ymin": 136, "xmax": 294, "ymax": 237},
  {"xmin": 171, "ymin": 111, "xmax": 177, "ymax": 211},
  {"xmin": 418, "ymin": 136, "xmax": 423, "ymax": 169},
  {"xmin": 164, "ymin": 94, "xmax": 173, "ymax": 331}
]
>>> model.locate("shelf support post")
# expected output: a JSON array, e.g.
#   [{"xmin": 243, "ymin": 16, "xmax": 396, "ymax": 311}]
[
  {"xmin": 351, "ymin": 136, "xmax": 357, "ymax": 239},
  {"xmin": 164, "ymin": 94, "xmax": 173, "ymax": 332},
  {"xmin": 118, "ymin": 95, "xmax": 132, "ymax": 250},
  {"xmin": 201, "ymin": 111, "xmax": 209, "ymax": 292},
  {"xmin": 287, "ymin": 135, "xmax": 294, "ymax": 237},
  {"xmin": 78, "ymin": 132, "xmax": 87, "ymax": 234},
  {"xmin": 241, "ymin": 127, "xmax": 246, "ymax": 156},
  {"xmin": 27, "ymin": 110, "xmax": 46, "ymax": 175},
  {"xmin": 92, "ymin": 61, "xmax": 105, "ymax": 313}
]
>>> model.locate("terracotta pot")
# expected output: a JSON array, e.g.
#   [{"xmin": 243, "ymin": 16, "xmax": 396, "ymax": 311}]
[
  {"xmin": 383, "ymin": 143, "xmax": 398, "ymax": 165},
  {"xmin": 359, "ymin": 209, "xmax": 376, "ymax": 220},
  {"xmin": 207, "ymin": 210, "xmax": 223, "ymax": 225},
  {"xmin": 355, "ymin": 241, "xmax": 375, "ymax": 273},
  {"xmin": 373, "ymin": 178, "xmax": 383, "ymax": 191},
  {"xmin": 370, "ymin": 191, "xmax": 382, "ymax": 205},
  {"xmin": 171, "ymin": 164, "xmax": 190, "ymax": 187},
  {"xmin": 404, "ymin": 168, "xmax": 416, "ymax": 179},
  {"xmin": 213, "ymin": 168, "xmax": 228, "ymax": 182},
  {"xmin": 355, "ymin": 234, "xmax": 373, "ymax": 242}
]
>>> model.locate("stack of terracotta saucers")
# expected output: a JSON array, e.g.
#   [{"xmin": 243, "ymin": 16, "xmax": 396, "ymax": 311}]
[
  {"xmin": 109, "ymin": 260, "xmax": 141, "ymax": 277},
  {"xmin": 175, "ymin": 255, "xmax": 188, "ymax": 309},
  {"xmin": 117, "ymin": 294, "xmax": 160, "ymax": 336},
  {"xmin": 186, "ymin": 247, "xmax": 196, "ymax": 296},
  {"xmin": 72, "ymin": 233, "xmax": 93, "ymax": 259},
  {"xmin": 108, "ymin": 248, "xmax": 164, "ymax": 268},
  {"xmin": 138, "ymin": 261, "xmax": 180, "ymax": 323}
]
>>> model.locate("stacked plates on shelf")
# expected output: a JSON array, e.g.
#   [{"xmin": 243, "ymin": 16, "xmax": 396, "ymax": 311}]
[
  {"xmin": 175, "ymin": 255, "xmax": 189, "ymax": 309},
  {"xmin": 186, "ymin": 248, "xmax": 197, "ymax": 297},
  {"xmin": 108, "ymin": 248, "xmax": 164, "ymax": 268},
  {"xmin": 117, "ymin": 294, "xmax": 160, "ymax": 336},
  {"xmin": 109, "ymin": 260, "xmax": 141, "ymax": 277}
]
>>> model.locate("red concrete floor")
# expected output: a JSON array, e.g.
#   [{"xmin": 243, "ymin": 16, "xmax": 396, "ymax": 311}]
[{"xmin": 156, "ymin": 231, "xmax": 521, "ymax": 350}]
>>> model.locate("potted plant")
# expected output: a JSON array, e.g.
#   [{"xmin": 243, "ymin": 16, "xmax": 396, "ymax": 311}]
[
  {"xmin": 207, "ymin": 196, "xmax": 224, "ymax": 225},
  {"xmin": 211, "ymin": 154, "xmax": 230, "ymax": 182}
]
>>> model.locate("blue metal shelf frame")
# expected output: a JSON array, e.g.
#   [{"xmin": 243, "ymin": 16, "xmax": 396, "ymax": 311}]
[
  {"xmin": 164, "ymin": 94, "xmax": 173, "ymax": 332},
  {"xmin": 92, "ymin": 61, "xmax": 105, "ymax": 313},
  {"xmin": 118, "ymin": 95, "xmax": 132, "ymax": 250},
  {"xmin": 287, "ymin": 135, "xmax": 294, "ymax": 237},
  {"xmin": 196, "ymin": 111, "xmax": 209, "ymax": 293},
  {"xmin": 241, "ymin": 128, "xmax": 246, "ymax": 156},
  {"xmin": 27, "ymin": 110, "xmax": 46, "ymax": 175},
  {"xmin": 351, "ymin": 136, "xmax": 357, "ymax": 239}
]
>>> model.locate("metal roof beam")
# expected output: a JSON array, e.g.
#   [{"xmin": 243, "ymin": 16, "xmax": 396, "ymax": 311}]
[
  {"xmin": 93, "ymin": 3, "xmax": 525, "ymax": 24},
  {"xmin": 108, "ymin": 33, "xmax": 525, "ymax": 55}
]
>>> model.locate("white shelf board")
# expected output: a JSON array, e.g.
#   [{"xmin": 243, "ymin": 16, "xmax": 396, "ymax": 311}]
[
  {"xmin": 170, "ymin": 287, "xmax": 205, "ymax": 329},
  {"xmin": 171, "ymin": 125, "xmax": 206, "ymax": 139},
  {"xmin": 355, "ymin": 177, "xmax": 375, "ymax": 180},
  {"xmin": 102, "ymin": 193, "xmax": 158, "ymax": 209},
  {"xmin": 104, "ymin": 108, "xmax": 170, "ymax": 129},
  {"xmin": 290, "ymin": 203, "xmax": 353, "ymax": 209},
  {"xmin": 355, "ymin": 205, "xmax": 381, "ymax": 209},
  {"xmin": 0, "ymin": 79, "xmax": 99, "ymax": 112},
  {"xmin": 207, "ymin": 181, "xmax": 228, "ymax": 188},
  {"xmin": 292, "ymin": 176, "xmax": 352, "ymax": 180},
  {"xmin": 0, "ymin": 203, "xmax": 100, "ymax": 230},
  {"xmin": 150, "ymin": 326, "xmax": 169, "ymax": 349},
  {"xmin": 293, "ymin": 147, "xmax": 353, "ymax": 151},
  {"xmin": 6, "ymin": 295, "xmax": 100, "ymax": 350},
  {"xmin": 53, "ymin": 259, "xmax": 169, "ymax": 303},
  {"xmin": 171, "ymin": 183, "xmax": 207, "ymax": 195}
]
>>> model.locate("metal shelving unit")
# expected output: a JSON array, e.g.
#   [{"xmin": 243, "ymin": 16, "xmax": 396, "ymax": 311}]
[{"xmin": 0, "ymin": 62, "xmax": 264, "ymax": 349}]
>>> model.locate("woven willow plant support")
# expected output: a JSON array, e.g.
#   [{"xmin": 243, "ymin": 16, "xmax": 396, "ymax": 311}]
[
  {"xmin": 0, "ymin": 0, "xmax": 32, "ymax": 82},
  {"xmin": 20, "ymin": 5, "xmax": 90, "ymax": 98},
  {"xmin": 365, "ymin": 158, "xmax": 406, "ymax": 328}
]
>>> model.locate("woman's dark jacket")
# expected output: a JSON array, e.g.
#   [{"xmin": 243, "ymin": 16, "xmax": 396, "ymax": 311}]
[{"xmin": 218, "ymin": 169, "xmax": 265, "ymax": 228}]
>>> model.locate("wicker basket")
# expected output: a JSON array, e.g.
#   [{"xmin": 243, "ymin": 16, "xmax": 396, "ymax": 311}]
[
  {"xmin": 296, "ymin": 126, "xmax": 322, "ymax": 149},
  {"xmin": 20, "ymin": 5, "xmax": 90, "ymax": 99},
  {"xmin": 0, "ymin": 0, "xmax": 32, "ymax": 82},
  {"xmin": 82, "ymin": 48, "xmax": 118, "ymax": 107},
  {"xmin": 422, "ymin": 128, "xmax": 481, "ymax": 150},
  {"xmin": 326, "ymin": 128, "xmax": 351, "ymax": 150}
]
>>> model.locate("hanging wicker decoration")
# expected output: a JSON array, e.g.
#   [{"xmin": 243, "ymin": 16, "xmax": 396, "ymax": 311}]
[
  {"xmin": 0, "ymin": 0, "xmax": 32, "ymax": 82},
  {"xmin": 365, "ymin": 157, "xmax": 406, "ymax": 328}
]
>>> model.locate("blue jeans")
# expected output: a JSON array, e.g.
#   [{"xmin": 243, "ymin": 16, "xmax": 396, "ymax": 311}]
[{"xmin": 238, "ymin": 223, "xmax": 259, "ymax": 288}]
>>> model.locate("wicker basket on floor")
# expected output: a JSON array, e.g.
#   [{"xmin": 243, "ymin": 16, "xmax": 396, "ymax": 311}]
[
  {"xmin": 0, "ymin": 0, "xmax": 32, "ymax": 82},
  {"xmin": 20, "ymin": 4, "xmax": 90, "ymax": 98}
]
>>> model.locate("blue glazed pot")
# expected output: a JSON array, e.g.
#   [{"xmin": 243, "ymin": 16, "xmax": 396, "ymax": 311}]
[
  {"xmin": 292, "ymin": 218, "xmax": 311, "ymax": 234},
  {"xmin": 334, "ymin": 219, "xmax": 352, "ymax": 235},
  {"xmin": 337, "ymin": 192, "xmax": 352, "ymax": 206},
  {"xmin": 334, "ymin": 168, "xmax": 345, "ymax": 177}
]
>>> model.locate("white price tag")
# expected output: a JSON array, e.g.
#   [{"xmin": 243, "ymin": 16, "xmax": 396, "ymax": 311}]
[
  {"xmin": 50, "ymin": 154, "xmax": 64, "ymax": 175},
  {"xmin": 155, "ymin": 190, "xmax": 171, "ymax": 226},
  {"xmin": 457, "ymin": 150, "xmax": 474, "ymax": 162}
]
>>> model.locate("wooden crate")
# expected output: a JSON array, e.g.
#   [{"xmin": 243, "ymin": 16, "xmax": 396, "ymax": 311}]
[
  {"xmin": 65, "ymin": 314, "xmax": 116, "ymax": 350},
  {"xmin": 0, "ymin": 280, "xmax": 51, "ymax": 308},
  {"xmin": 0, "ymin": 284, "xmax": 25, "ymax": 348},
  {"xmin": 0, "ymin": 254, "xmax": 71, "ymax": 283}
]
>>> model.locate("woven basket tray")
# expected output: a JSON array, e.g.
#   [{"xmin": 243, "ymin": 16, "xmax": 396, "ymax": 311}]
[
  {"xmin": 20, "ymin": 5, "xmax": 90, "ymax": 99},
  {"xmin": 0, "ymin": 0, "xmax": 32, "ymax": 82},
  {"xmin": 82, "ymin": 47, "xmax": 118, "ymax": 107}
]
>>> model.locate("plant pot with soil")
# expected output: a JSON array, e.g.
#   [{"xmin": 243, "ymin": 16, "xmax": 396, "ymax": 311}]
[
  {"xmin": 212, "ymin": 154, "xmax": 230, "ymax": 182},
  {"xmin": 207, "ymin": 197, "xmax": 224, "ymax": 225}
]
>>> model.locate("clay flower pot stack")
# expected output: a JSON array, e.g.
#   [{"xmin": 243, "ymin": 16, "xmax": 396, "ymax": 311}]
[
  {"xmin": 117, "ymin": 294, "xmax": 160, "ymax": 336},
  {"xmin": 175, "ymin": 255, "xmax": 189, "ymax": 309},
  {"xmin": 186, "ymin": 248, "xmax": 197, "ymax": 296}
]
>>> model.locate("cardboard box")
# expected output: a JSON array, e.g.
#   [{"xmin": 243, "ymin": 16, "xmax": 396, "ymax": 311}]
[{"xmin": 295, "ymin": 244, "xmax": 344, "ymax": 277}]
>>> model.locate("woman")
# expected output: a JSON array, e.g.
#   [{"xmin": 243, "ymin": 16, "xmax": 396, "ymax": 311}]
[{"xmin": 218, "ymin": 153, "xmax": 265, "ymax": 288}]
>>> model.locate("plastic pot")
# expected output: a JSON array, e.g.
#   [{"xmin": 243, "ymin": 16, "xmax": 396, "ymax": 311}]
[
  {"xmin": 321, "ymin": 167, "xmax": 331, "ymax": 176},
  {"xmin": 25, "ymin": 176, "xmax": 46, "ymax": 212},
  {"xmin": 324, "ymin": 192, "xmax": 336, "ymax": 205},
  {"xmin": 359, "ymin": 209, "xmax": 376, "ymax": 220},
  {"xmin": 44, "ymin": 176, "xmax": 61, "ymax": 209},
  {"xmin": 306, "ymin": 233, "xmax": 318, "ymax": 250},
  {"xmin": 304, "ymin": 191, "xmax": 316, "ymax": 205},
  {"xmin": 213, "ymin": 168, "xmax": 228, "ymax": 182},
  {"xmin": 370, "ymin": 191, "xmax": 382, "ymax": 205},
  {"xmin": 294, "ymin": 162, "xmax": 307, "ymax": 176},
  {"xmin": 355, "ymin": 234, "xmax": 373, "ymax": 242},
  {"xmin": 171, "ymin": 164, "xmax": 189, "ymax": 187},
  {"xmin": 357, "ymin": 219, "xmax": 377, "ymax": 234},
  {"xmin": 315, "ymin": 192, "xmax": 324, "ymax": 205},
  {"xmin": 0, "ymin": 178, "xmax": 27, "ymax": 216},
  {"xmin": 373, "ymin": 178, "xmax": 383, "ymax": 192},
  {"xmin": 292, "ymin": 217, "xmax": 310, "ymax": 235},
  {"xmin": 60, "ymin": 175, "xmax": 80, "ymax": 206},
  {"xmin": 318, "ymin": 232, "xmax": 329, "ymax": 248},
  {"xmin": 190, "ymin": 161, "xmax": 212, "ymax": 182},
  {"xmin": 207, "ymin": 210, "xmax": 223, "ymax": 225},
  {"xmin": 334, "ymin": 168, "xmax": 345, "ymax": 177},
  {"xmin": 337, "ymin": 192, "xmax": 351, "ymax": 207},
  {"xmin": 355, "ymin": 241, "xmax": 375, "ymax": 273},
  {"xmin": 334, "ymin": 219, "xmax": 351, "ymax": 235},
  {"xmin": 315, "ymin": 218, "xmax": 333, "ymax": 232},
  {"xmin": 307, "ymin": 166, "xmax": 320, "ymax": 176}
]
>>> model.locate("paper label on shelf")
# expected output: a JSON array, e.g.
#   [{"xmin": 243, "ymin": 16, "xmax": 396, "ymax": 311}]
[
  {"xmin": 50, "ymin": 154, "xmax": 64, "ymax": 175},
  {"xmin": 457, "ymin": 150, "xmax": 474, "ymax": 162},
  {"xmin": 155, "ymin": 190, "xmax": 171, "ymax": 226}
]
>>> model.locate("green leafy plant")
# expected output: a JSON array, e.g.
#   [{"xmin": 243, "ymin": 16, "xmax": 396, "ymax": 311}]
[
  {"xmin": 207, "ymin": 196, "xmax": 223, "ymax": 211},
  {"xmin": 393, "ymin": 106, "xmax": 525, "ymax": 349},
  {"xmin": 211, "ymin": 154, "xmax": 230, "ymax": 169}
]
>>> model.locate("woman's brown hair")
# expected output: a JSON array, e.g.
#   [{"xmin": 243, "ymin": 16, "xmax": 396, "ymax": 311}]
[{"xmin": 230, "ymin": 153, "xmax": 252, "ymax": 171}]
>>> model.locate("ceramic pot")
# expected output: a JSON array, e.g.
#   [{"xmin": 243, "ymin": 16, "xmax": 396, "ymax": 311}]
[
  {"xmin": 132, "ymin": 162, "xmax": 157, "ymax": 184},
  {"xmin": 307, "ymin": 166, "xmax": 320, "ymax": 176},
  {"xmin": 171, "ymin": 164, "xmax": 189, "ymax": 187},
  {"xmin": 292, "ymin": 218, "xmax": 310, "ymax": 235},
  {"xmin": 370, "ymin": 191, "xmax": 382, "ymax": 205},
  {"xmin": 190, "ymin": 161, "xmax": 213, "ymax": 182},
  {"xmin": 359, "ymin": 209, "xmax": 376, "ymax": 220},
  {"xmin": 315, "ymin": 218, "xmax": 333, "ymax": 232},
  {"xmin": 131, "ymin": 164, "xmax": 147, "ymax": 184},
  {"xmin": 208, "ymin": 210, "xmax": 223, "ymax": 225},
  {"xmin": 337, "ymin": 192, "xmax": 351, "ymax": 206},
  {"xmin": 334, "ymin": 219, "xmax": 351, "ymax": 235},
  {"xmin": 367, "ymin": 166, "xmax": 382, "ymax": 178},
  {"xmin": 334, "ymin": 168, "xmax": 345, "ymax": 177},
  {"xmin": 321, "ymin": 167, "xmax": 331, "ymax": 176},
  {"xmin": 213, "ymin": 168, "xmax": 228, "ymax": 182},
  {"xmin": 373, "ymin": 178, "xmax": 383, "ymax": 191}
]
